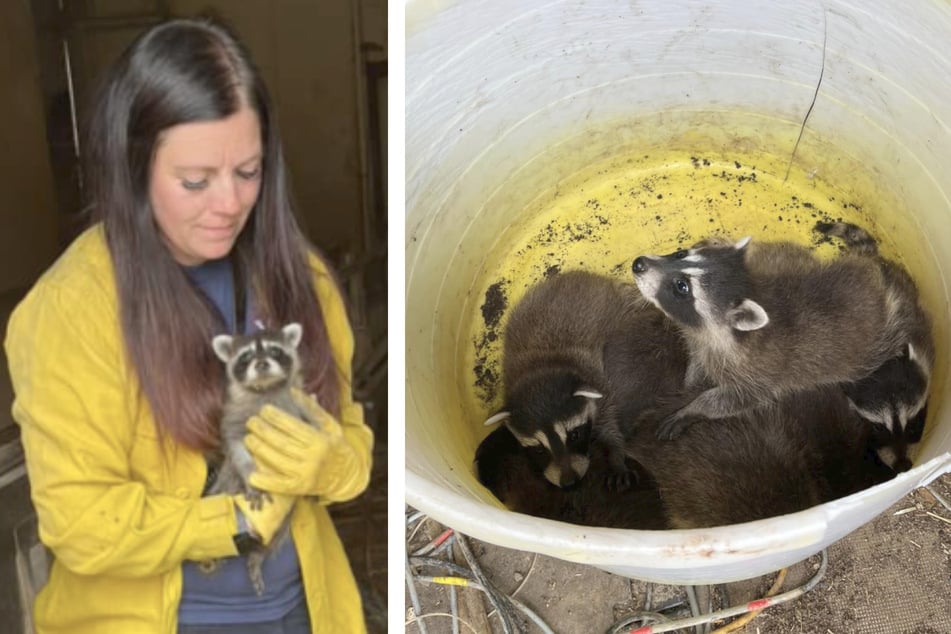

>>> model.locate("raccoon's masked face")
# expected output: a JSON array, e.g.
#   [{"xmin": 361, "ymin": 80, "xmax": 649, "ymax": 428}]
[
  {"xmin": 865, "ymin": 406, "xmax": 926, "ymax": 473},
  {"xmin": 488, "ymin": 375, "xmax": 601, "ymax": 488},
  {"xmin": 212, "ymin": 323, "xmax": 302, "ymax": 392},
  {"xmin": 508, "ymin": 412, "xmax": 594, "ymax": 489},
  {"xmin": 845, "ymin": 344, "xmax": 930, "ymax": 472},
  {"xmin": 631, "ymin": 237, "xmax": 768, "ymax": 334}
]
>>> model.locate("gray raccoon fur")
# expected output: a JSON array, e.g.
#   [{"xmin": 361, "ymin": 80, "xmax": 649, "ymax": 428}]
[
  {"xmin": 631, "ymin": 232, "xmax": 907, "ymax": 439},
  {"xmin": 206, "ymin": 323, "xmax": 317, "ymax": 595},
  {"xmin": 816, "ymin": 221, "xmax": 935, "ymax": 471},
  {"xmin": 627, "ymin": 386, "xmax": 895, "ymax": 528},
  {"xmin": 487, "ymin": 270, "xmax": 687, "ymax": 490}
]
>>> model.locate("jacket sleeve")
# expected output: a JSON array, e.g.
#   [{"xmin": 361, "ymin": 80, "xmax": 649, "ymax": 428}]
[
  {"xmin": 310, "ymin": 256, "xmax": 374, "ymax": 503},
  {"xmin": 4, "ymin": 280, "xmax": 240, "ymax": 578}
]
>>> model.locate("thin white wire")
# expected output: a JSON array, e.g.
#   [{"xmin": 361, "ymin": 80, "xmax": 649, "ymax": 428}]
[{"xmin": 404, "ymin": 612, "xmax": 481, "ymax": 634}]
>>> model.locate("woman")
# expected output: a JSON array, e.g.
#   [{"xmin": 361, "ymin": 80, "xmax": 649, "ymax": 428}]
[{"xmin": 4, "ymin": 18, "xmax": 373, "ymax": 633}]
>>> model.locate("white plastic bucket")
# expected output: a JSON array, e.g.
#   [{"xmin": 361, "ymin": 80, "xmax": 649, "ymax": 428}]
[{"xmin": 405, "ymin": 0, "xmax": 951, "ymax": 584}]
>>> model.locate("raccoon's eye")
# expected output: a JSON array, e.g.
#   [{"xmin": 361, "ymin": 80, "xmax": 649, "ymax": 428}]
[
  {"xmin": 267, "ymin": 348, "xmax": 284, "ymax": 360},
  {"xmin": 526, "ymin": 445, "xmax": 547, "ymax": 458},
  {"xmin": 237, "ymin": 351, "xmax": 254, "ymax": 365},
  {"xmin": 905, "ymin": 406, "xmax": 927, "ymax": 442},
  {"xmin": 567, "ymin": 427, "xmax": 585, "ymax": 444},
  {"xmin": 673, "ymin": 277, "xmax": 691, "ymax": 296},
  {"xmin": 674, "ymin": 250, "xmax": 688, "ymax": 259},
  {"xmin": 868, "ymin": 422, "xmax": 892, "ymax": 447}
]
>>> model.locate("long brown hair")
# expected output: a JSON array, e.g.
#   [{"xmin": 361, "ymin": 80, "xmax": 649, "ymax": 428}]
[{"xmin": 84, "ymin": 19, "xmax": 342, "ymax": 450}]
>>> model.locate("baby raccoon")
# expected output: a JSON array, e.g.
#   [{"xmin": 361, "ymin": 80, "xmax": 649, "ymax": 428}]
[
  {"xmin": 475, "ymin": 425, "xmax": 668, "ymax": 529},
  {"xmin": 627, "ymin": 386, "xmax": 895, "ymax": 528},
  {"xmin": 842, "ymin": 345, "xmax": 929, "ymax": 472},
  {"xmin": 631, "ymin": 232, "xmax": 905, "ymax": 439},
  {"xmin": 477, "ymin": 386, "xmax": 892, "ymax": 530},
  {"xmin": 206, "ymin": 322, "xmax": 315, "ymax": 595},
  {"xmin": 816, "ymin": 221, "xmax": 935, "ymax": 472},
  {"xmin": 484, "ymin": 270, "xmax": 684, "ymax": 490}
]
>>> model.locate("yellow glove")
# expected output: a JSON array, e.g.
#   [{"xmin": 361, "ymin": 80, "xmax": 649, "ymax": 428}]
[
  {"xmin": 245, "ymin": 389, "xmax": 338, "ymax": 497},
  {"xmin": 231, "ymin": 492, "xmax": 296, "ymax": 546}
]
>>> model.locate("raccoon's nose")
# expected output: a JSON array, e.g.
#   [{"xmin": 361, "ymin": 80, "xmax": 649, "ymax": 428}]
[
  {"xmin": 560, "ymin": 473, "xmax": 580, "ymax": 488},
  {"xmin": 255, "ymin": 360, "xmax": 270, "ymax": 372},
  {"xmin": 632, "ymin": 257, "xmax": 648, "ymax": 274},
  {"xmin": 894, "ymin": 457, "xmax": 913, "ymax": 472}
]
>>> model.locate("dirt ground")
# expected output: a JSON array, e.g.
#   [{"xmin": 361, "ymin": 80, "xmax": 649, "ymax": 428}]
[{"xmin": 405, "ymin": 472, "xmax": 951, "ymax": 633}]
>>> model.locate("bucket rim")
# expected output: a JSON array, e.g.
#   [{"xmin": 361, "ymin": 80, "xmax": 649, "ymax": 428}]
[{"xmin": 405, "ymin": 454, "xmax": 951, "ymax": 574}]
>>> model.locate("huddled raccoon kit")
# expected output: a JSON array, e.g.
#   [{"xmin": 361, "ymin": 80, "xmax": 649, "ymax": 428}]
[
  {"xmin": 204, "ymin": 322, "xmax": 319, "ymax": 595},
  {"xmin": 476, "ymin": 422, "xmax": 668, "ymax": 529},
  {"xmin": 479, "ymin": 385, "xmax": 891, "ymax": 529},
  {"xmin": 631, "ymin": 221, "xmax": 933, "ymax": 469},
  {"xmin": 481, "ymin": 270, "xmax": 687, "ymax": 490},
  {"xmin": 477, "ymin": 221, "xmax": 932, "ymax": 529},
  {"xmin": 818, "ymin": 222, "xmax": 934, "ymax": 472}
]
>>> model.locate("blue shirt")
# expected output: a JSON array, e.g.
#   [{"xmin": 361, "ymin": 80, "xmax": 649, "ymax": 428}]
[{"xmin": 178, "ymin": 257, "xmax": 304, "ymax": 624}]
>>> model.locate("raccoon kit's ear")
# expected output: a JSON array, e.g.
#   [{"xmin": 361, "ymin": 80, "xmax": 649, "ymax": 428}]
[
  {"xmin": 906, "ymin": 342, "xmax": 919, "ymax": 363},
  {"xmin": 692, "ymin": 236, "xmax": 730, "ymax": 249},
  {"xmin": 282, "ymin": 323, "xmax": 303, "ymax": 348},
  {"xmin": 734, "ymin": 236, "xmax": 752, "ymax": 250},
  {"xmin": 212, "ymin": 335, "xmax": 234, "ymax": 362},
  {"xmin": 484, "ymin": 411, "xmax": 511, "ymax": 426},
  {"xmin": 573, "ymin": 389, "xmax": 603, "ymax": 400},
  {"xmin": 727, "ymin": 299, "xmax": 769, "ymax": 331}
]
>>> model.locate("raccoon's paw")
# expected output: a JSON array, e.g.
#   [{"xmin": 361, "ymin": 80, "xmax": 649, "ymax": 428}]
[
  {"xmin": 244, "ymin": 488, "xmax": 272, "ymax": 511},
  {"xmin": 605, "ymin": 467, "xmax": 637, "ymax": 492},
  {"xmin": 197, "ymin": 559, "xmax": 220, "ymax": 574},
  {"xmin": 656, "ymin": 413, "xmax": 696, "ymax": 440}
]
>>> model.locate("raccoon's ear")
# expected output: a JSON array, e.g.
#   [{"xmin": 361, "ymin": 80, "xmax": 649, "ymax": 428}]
[
  {"xmin": 484, "ymin": 411, "xmax": 511, "ymax": 426},
  {"xmin": 906, "ymin": 342, "xmax": 918, "ymax": 362},
  {"xmin": 727, "ymin": 299, "xmax": 769, "ymax": 331},
  {"xmin": 212, "ymin": 335, "xmax": 234, "ymax": 362},
  {"xmin": 282, "ymin": 323, "xmax": 303, "ymax": 348},
  {"xmin": 734, "ymin": 236, "xmax": 752, "ymax": 250},
  {"xmin": 573, "ymin": 389, "xmax": 603, "ymax": 399}
]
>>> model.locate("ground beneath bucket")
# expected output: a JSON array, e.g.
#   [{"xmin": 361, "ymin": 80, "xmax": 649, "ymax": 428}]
[{"xmin": 405, "ymin": 472, "xmax": 951, "ymax": 633}]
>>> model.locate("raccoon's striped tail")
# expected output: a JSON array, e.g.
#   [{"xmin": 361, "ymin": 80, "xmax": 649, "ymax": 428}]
[{"xmin": 814, "ymin": 221, "xmax": 879, "ymax": 255}]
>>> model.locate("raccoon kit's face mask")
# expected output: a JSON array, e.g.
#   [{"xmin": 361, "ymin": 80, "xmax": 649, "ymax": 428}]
[
  {"xmin": 631, "ymin": 237, "xmax": 769, "ymax": 334},
  {"xmin": 844, "ymin": 343, "xmax": 930, "ymax": 472},
  {"xmin": 484, "ymin": 388, "xmax": 601, "ymax": 489},
  {"xmin": 212, "ymin": 323, "xmax": 303, "ymax": 392}
]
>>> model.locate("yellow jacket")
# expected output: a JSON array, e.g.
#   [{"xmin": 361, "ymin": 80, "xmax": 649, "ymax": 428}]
[{"xmin": 5, "ymin": 226, "xmax": 373, "ymax": 634}]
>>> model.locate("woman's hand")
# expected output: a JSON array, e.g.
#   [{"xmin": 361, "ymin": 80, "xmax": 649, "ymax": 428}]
[{"xmin": 245, "ymin": 390, "xmax": 341, "ymax": 497}]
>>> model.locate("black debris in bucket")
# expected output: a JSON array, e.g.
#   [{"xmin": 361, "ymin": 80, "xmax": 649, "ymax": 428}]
[
  {"xmin": 474, "ymin": 279, "xmax": 509, "ymax": 404},
  {"xmin": 473, "ymin": 356, "xmax": 498, "ymax": 403},
  {"xmin": 481, "ymin": 281, "xmax": 507, "ymax": 330}
]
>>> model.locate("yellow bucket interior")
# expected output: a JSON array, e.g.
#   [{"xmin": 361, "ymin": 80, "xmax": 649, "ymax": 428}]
[{"xmin": 449, "ymin": 121, "xmax": 946, "ymax": 506}]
